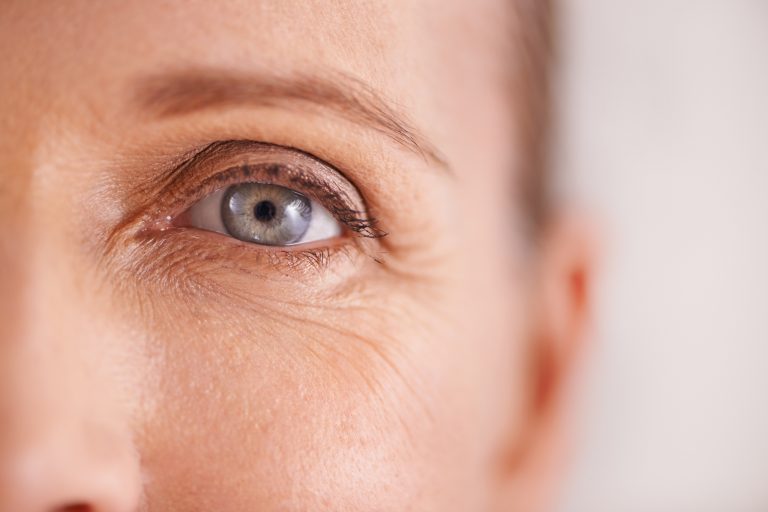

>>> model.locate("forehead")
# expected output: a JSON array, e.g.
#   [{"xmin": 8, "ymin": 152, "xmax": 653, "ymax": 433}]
[
  {"xmin": 0, "ymin": 0, "xmax": 511, "ymax": 106},
  {"xmin": 0, "ymin": 0, "xmax": 514, "ymax": 168}
]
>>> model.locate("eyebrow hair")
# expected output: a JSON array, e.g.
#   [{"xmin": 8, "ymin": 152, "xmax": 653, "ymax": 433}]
[{"xmin": 134, "ymin": 69, "xmax": 448, "ymax": 169}]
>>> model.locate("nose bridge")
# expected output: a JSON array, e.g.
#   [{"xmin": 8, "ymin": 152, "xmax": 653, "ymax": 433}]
[
  {"xmin": 0, "ymin": 243, "xmax": 26, "ymax": 371},
  {"xmin": 1, "ymin": 255, "xmax": 101, "ymax": 441},
  {"xmin": 0, "ymin": 226, "xmax": 90, "ymax": 404},
  {"xmin": 0, "ymin": 185, "xmax": 32, "ymax": 371},
  {"xmin": 0, "ymin": 239, "xmax": 142, "ymax": 512}
]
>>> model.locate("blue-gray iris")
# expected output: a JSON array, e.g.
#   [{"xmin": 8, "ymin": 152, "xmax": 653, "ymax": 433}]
[{"xmin": 221, "ymin": 183, "xmax": 312, "ymax": 245}]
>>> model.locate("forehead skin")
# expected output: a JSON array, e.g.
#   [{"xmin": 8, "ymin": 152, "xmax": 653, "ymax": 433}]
[
  {"xmin": 0, "ymin": 1, "xmax": 528, "ymax": 511},
  {"xmin": 0, "ymin": 0, "xmax": 515, "ymax": 172}
]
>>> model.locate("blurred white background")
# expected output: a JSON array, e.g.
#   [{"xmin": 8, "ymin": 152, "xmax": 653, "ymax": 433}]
[{"xmin": 554, "ymin": 1, "xmax": 768, "ymax": 511}]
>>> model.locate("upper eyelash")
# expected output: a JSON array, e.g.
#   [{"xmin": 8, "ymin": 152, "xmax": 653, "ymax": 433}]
[
  {"xmin": 145, "ymin": 140, "xmax": 388, "ymax": 242},
  {"xmin": 330, "ymin": 206, "xmax": 387, "ymax": 239},
  {"xmin": 178, "ymin": 163, "xmax": 387, "ymax": 240}
]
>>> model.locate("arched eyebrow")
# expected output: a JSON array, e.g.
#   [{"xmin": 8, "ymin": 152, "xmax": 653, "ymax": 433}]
[{"xmin": 133, "ymin": 68, "xmax": 448, "ymax": 170}]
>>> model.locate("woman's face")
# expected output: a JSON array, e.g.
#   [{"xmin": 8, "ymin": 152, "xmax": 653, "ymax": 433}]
[{"xmin": 0, "ymin": 1, "xmax": 587, "ymax": 511}]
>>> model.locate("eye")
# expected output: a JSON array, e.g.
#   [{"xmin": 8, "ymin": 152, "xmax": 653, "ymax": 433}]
[{"xmin": 183, "ymin": 182, "xmax": 342, "ymax": 246}]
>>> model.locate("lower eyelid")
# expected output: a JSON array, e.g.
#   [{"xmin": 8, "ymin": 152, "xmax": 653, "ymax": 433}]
[{"xmin": 123, "ymin": 227, "xmax": 360, "ymax": 293}]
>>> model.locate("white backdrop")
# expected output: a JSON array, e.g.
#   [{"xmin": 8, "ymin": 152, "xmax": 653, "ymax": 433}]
[{"xmin": 555, "ymin": 1, "xmax": 768, "ymax": 511}]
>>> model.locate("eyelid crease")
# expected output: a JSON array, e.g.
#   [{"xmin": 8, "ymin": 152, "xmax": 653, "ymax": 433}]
[{"xmin": 133, "ymin": 69, "xmax": 451, "ymax": 172}]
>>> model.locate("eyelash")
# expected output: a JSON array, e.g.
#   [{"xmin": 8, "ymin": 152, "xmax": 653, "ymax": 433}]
[
  {"xmin": 175, "ymin": 164, "xmax": 384, "ymax": 240},
  {"xmin": 137, "ymin": 141, "xmax": 386, "ymax": 266}
]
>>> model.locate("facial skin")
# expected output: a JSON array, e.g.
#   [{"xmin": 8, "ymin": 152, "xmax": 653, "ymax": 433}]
[{"xmin": 0, "ymin": 1, "xmax": 590, "ymax": 511}]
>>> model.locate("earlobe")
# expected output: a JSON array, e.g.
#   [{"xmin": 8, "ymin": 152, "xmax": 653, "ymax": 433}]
[{"xmin": 493, "ymin": 213, "xmax": 596, "ymax": 512}]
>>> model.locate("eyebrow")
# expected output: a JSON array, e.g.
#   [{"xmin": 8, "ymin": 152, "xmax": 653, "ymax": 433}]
[{"xmin": 134, "ymin": 69, "xmax": 448, "ymax": 169}]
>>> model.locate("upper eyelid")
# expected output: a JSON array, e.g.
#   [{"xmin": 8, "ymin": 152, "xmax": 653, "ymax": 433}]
[
  {"xmin": 176, "ymin": 163, "xmax": 351, "ymax": 215},
  {"xmin": 135, "ymin": 140, "xmax": 386, "ymax": 240},
  {"xmin": 143, "ymin": 140, "xmax": 357, "ymax": 211}
]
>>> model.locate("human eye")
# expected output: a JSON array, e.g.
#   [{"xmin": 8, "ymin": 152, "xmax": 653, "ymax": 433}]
[
  {"xmin": 106, "ymin": 139, "xmax": 393, "ymax": 293},
  {"xmin": 180, "ymin": 182, "xmax": 341, "ymax": 247},
  {"xmin": 143, "ymin": 139, "xmax": 385, "ymax": 257}
]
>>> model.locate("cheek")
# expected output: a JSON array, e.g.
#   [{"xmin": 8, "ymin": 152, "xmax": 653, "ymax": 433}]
[
  {"xmin": 123, "ymin": 266, "xmax": 525, "ymax": 511},
  {"xmin": 105, "ymin": 147, "xmax": 528, "ymax": 511},
  {"xmin": 128, "ymin": 295, "xmax": 452, "ymax": 510}
]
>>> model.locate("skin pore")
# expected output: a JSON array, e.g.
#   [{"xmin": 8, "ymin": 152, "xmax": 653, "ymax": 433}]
[{"xmin": 0, "ymin": 1, "xmax": 590, "ymax": 511}]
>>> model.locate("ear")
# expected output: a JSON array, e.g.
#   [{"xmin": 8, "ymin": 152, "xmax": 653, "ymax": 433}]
[{"xmin": 495, "ymin": 213, "xmax": 596, "ymax": 512}]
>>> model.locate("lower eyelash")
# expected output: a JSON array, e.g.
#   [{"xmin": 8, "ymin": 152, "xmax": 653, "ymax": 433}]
[{"xmin": 121, "ymin": 227, "xmax": 362, "ymax": 291}]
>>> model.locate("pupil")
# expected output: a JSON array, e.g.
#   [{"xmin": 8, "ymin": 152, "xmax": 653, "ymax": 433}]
[{"xmin": 253, "ymin": 200, "xmax": 277, "ymax": 222}]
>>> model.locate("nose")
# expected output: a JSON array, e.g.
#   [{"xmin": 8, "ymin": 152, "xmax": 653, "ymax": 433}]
[
  {"xmin": 0, "ymin": 258, "xmax": 142, "ymax": 512},
  {"xmin": 0, "ymin": 344, "xmax": 143, "ymax": 512},
  {"xmin": 0, "ymin": 403, "xmax": 142, "ymax": 512}
]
